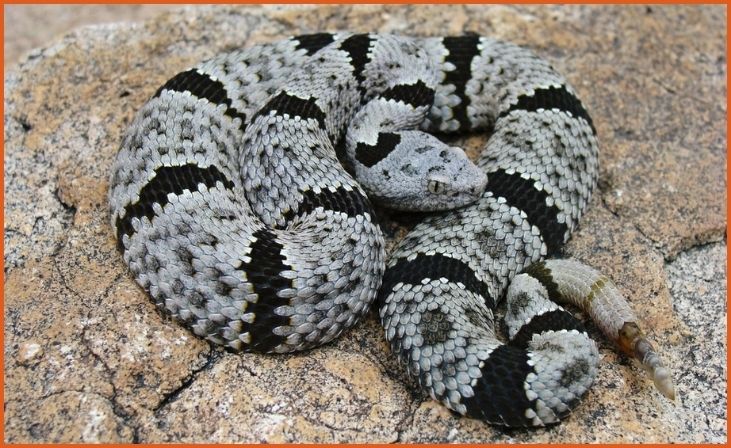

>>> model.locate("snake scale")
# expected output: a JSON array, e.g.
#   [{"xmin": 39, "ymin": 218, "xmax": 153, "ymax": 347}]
[{"xmin": 109, "ymin": 33, "xmax": 673, "ymax": 427}]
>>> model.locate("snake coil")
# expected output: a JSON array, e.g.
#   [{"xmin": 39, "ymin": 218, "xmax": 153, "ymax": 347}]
[{"xmin": 110, "ymin": 33, "xmax": 673, "ymax": 427}]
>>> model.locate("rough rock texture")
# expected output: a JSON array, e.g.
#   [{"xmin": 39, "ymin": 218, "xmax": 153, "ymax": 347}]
[
  {"xmin": 4, "ymin": 4, "xmax": 178, "ymax": 67},
  {"xmin": 4, "ymin": 4, "xmax": 727, "ymax": 443},
  {"xmin": 665, "ymin": 242, "xmax": 727, "ymax": 443}
]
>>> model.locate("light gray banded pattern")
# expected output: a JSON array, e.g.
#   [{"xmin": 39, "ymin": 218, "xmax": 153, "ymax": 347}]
[
  {"xmin": 376, "ymin": 36, "xmax": 601, "ymax": 426},
  {"xmin": 109, "ymin": 33, "xmax": 615, "ymax": 427}
]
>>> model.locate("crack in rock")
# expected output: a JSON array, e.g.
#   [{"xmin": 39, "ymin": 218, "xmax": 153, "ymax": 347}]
[{"xmin": 152, "ymin": 350, "xmax": 220, "ymax": 414}]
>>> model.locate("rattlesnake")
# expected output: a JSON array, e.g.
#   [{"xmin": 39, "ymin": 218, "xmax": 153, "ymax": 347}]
[{"xmin": 109, "ymin": 33, "xmax": 673, "ymax": 427}]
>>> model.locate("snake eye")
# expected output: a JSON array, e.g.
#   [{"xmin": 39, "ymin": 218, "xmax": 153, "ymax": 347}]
[{"xmin": 427, "ymin": 178, "xmax": 446, "ymax": 194}]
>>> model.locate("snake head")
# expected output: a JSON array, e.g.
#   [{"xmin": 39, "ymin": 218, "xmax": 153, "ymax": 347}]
[{"xmin": 360, "ymin": 131, "xmax": 487, "ymax": 211}]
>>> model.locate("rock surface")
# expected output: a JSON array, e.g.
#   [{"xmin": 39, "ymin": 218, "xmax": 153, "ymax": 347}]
[
  {"xmin": 4, "ymin": 4, "xmax": 177, "ymax": 67},
  {"xmin": 4, "ymin": 4, "xmax": 726, "ymax": 443}
]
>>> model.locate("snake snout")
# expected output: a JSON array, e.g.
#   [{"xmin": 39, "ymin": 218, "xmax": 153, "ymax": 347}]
[
  {"xmin": 443, "ymin": 147, "xmax": 487, "ymax": 206},
  {"xmin": 470, "ymin": 167, "xmax": 488, "ymax": 196}
]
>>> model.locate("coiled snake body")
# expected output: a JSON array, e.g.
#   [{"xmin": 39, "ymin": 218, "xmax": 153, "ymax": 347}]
[{"xmin": 110, "ymin": 33, "xmax": 673, "ymax": 427}]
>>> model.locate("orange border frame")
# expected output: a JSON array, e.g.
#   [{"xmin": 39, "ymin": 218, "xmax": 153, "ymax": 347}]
[{"xmin": 0, "ymin": 1, "xmax": 728, "ymax": 446}]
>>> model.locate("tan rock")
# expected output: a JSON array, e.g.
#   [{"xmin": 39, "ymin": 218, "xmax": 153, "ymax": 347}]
[
  {"xmin": 16, "ymin": 341, "xmax": 44, "ymax": 365},
  {"xmin": 4, "ymin": 391, "xmax": 134, "ymax": 443}
]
